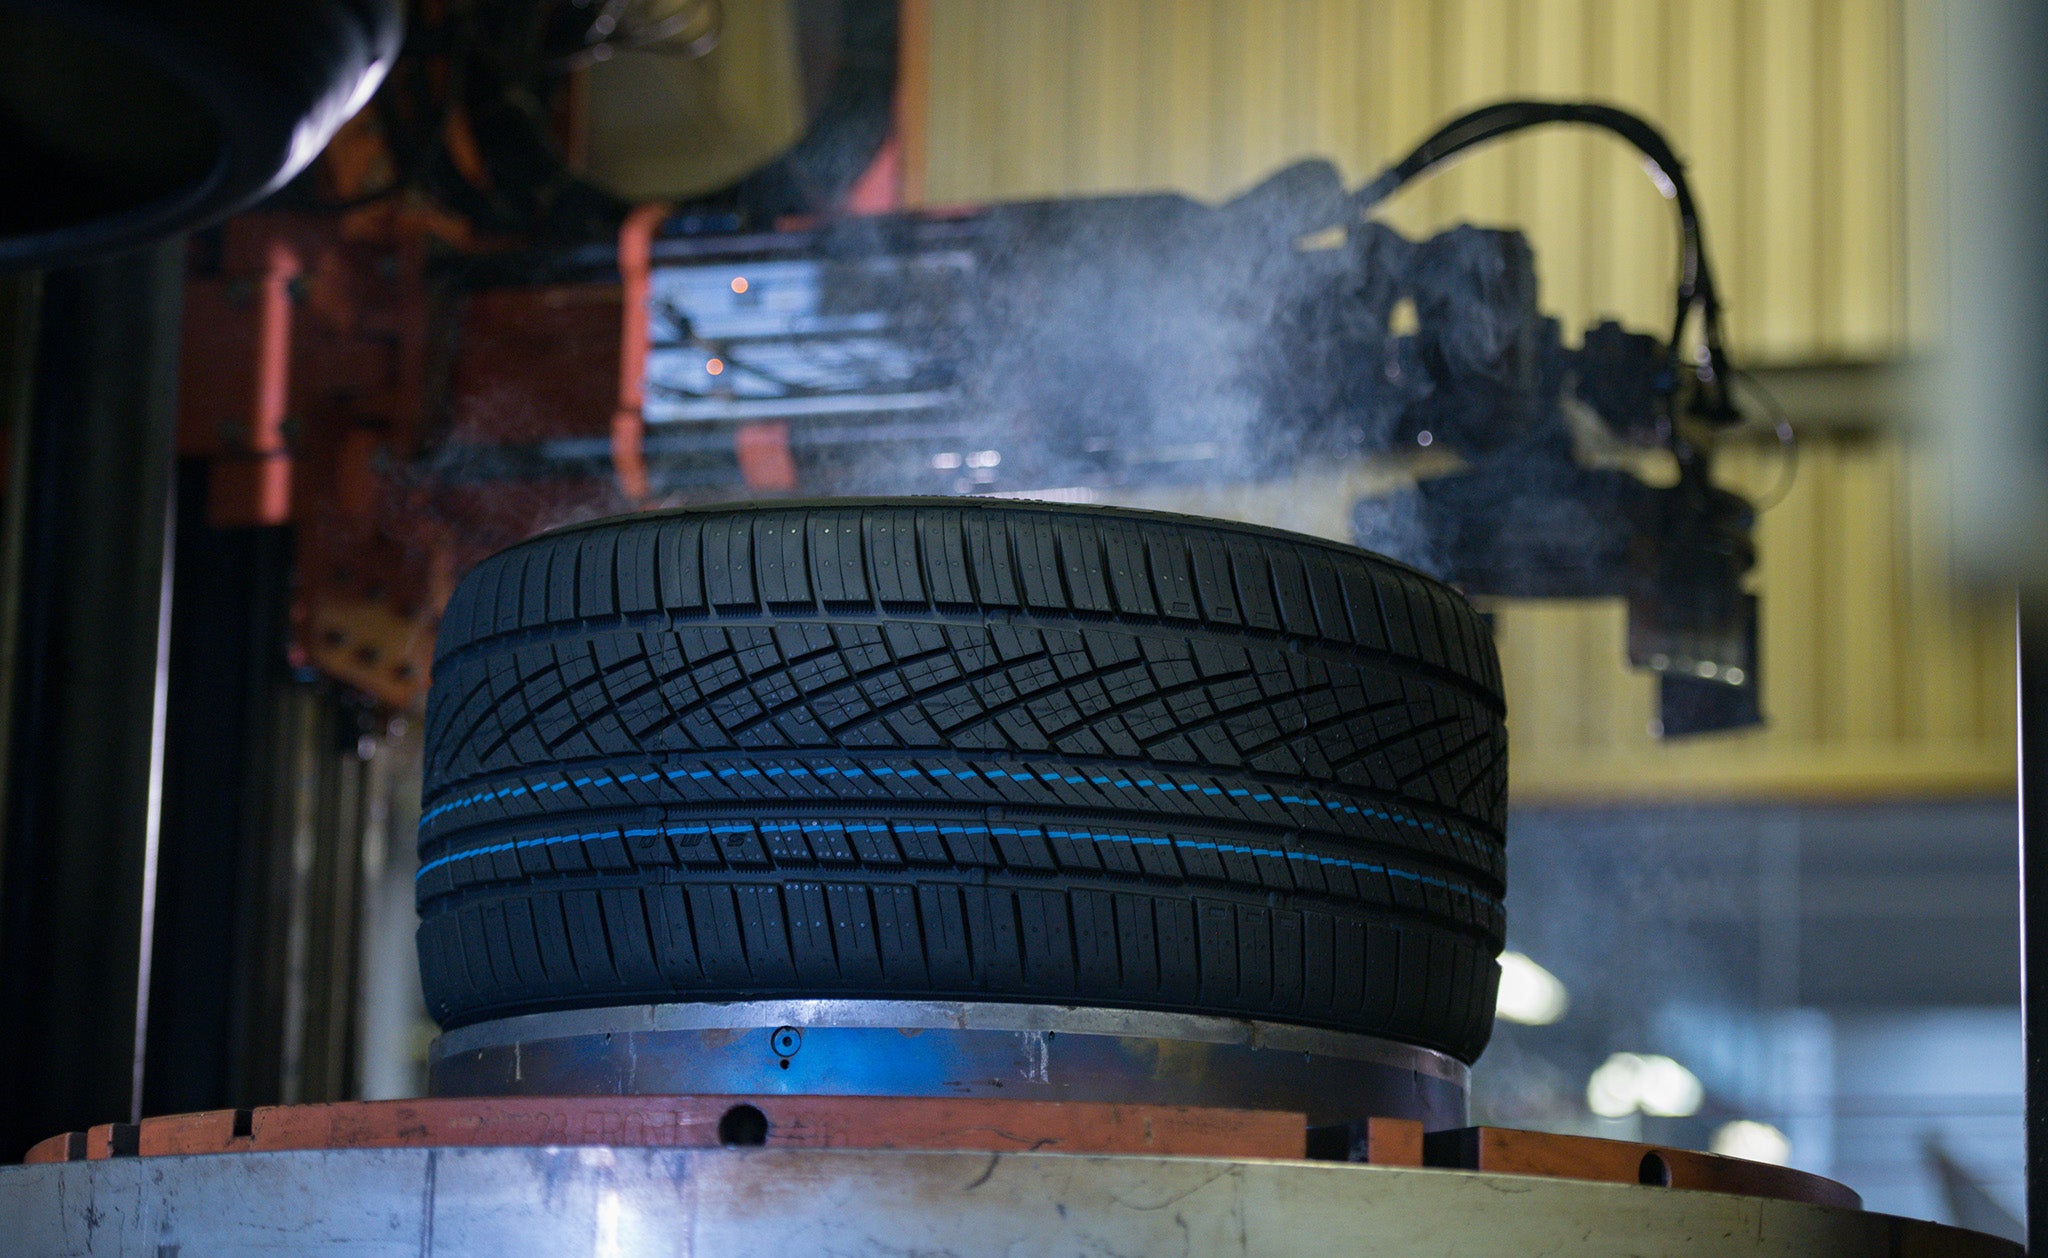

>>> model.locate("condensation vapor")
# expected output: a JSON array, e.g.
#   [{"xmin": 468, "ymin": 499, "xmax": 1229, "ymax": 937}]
[
  {"xmin": 789, "ymin": 157, "xmax": 1444, "ymax": 555},
  {"xmin": 419, "ymin": 157, "xmax": 1512, "ymax": 561}
]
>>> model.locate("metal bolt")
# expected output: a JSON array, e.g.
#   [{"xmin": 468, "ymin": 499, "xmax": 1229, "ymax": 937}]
[{"xmin": 770, "ymin": 1026, "xmax": 802, "ymax": 1058}]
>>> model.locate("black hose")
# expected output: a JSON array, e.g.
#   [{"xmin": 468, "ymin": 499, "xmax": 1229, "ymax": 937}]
[{"xmin": 1356, "ymin": 99, "xmax": 1735, "ymax": 425}]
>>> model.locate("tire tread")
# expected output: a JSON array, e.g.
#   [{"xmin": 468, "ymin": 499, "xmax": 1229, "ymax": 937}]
[{"xmin": 419, "ymin": 502, "xmax": 1507, "ymax": 1060}]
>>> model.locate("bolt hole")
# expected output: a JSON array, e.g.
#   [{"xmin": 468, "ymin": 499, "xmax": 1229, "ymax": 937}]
[
  {"xmin": 1639, "ymin": 1151, "xmax": 1672, "ymax": 1187},
  {"xmin": 232, "ymin": 1108, "xmax": 254, "ymax": 1139},
  {"xmin": 718, "ymin": 1103, "xmax": 769, "ymax": 1147},
  {"xmin": 779, "ymin": 1058, "xmax": 790, "ymax": 1070}
]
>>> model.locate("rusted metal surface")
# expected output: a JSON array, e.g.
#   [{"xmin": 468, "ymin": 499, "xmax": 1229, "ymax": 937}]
[
  {"xmin": 26, "ymin": 1095, "xmax": 1303, "ymax": 1164},
  {"xmin": 1424, "ymin": 1125, "xmax": 1862, "ymax": 1211},
  {"xmin": 25, "ymin": 1089, "xmax": 1871, "ymax": 1216},
  {"xmin": 1364, "ymin": 1116, "xmax": 1426, "ymax": 1166}
]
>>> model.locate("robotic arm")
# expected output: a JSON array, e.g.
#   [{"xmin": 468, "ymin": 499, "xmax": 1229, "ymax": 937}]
[
  {"xmin": 1337, "ymin": 101, "xmax": 1762, "ymax": 734},
  {"xmin": 439, "ymin": 101, "xmax": 1768, "ymax": 734}
]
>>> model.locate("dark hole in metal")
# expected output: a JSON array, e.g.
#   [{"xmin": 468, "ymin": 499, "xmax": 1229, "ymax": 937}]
[
  {"xmin": 1639, "ymin": 1151, "xmax": 1672, "ymax": 1187},
  {"xmin": 232, "ymin": 1108, "xmax": 254, "ymax": 1139},
  {"xmin": 718, "ymin": 1103, "xmax": 769, "ymax": 1147},
  {"xmin": 1303, "ymin": 1124, "xmax": 1357, "ymax": 1162}
]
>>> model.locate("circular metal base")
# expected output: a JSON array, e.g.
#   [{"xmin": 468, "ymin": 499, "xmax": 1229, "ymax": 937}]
[
  {"xmin": 0, "ymin": 1146, "xmax": 2019, "ymax": 1257},
  {"xmin": 429, "ymin": 1000, "xmax": 1470, "ymax": 1128}
]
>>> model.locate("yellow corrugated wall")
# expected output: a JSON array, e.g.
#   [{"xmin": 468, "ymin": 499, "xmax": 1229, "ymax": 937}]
[
  {"xmin": 918, "ymin": 0, "xmax": 1921, "ymax": 361},
  {"xmin": 1494, "ymin": 436, "xmax": 2011, "ymax": 800},
  {"xmin": 910, "ymin": 0, "xmax": 2012, "ymax": 800}
]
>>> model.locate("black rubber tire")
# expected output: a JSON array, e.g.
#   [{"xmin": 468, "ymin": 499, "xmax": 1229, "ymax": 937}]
[{"xmin": 416, "ymin": 499, "xmax": 1508, "ymax": 1061}]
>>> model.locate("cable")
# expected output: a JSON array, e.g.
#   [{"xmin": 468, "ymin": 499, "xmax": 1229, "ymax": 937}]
[
  {"xmin": 1729, "ymin": 367, "xmax": 1799, "ymax": 513},
  {"xmin": 1355, "ymin": 100, "xmax": 1735, "ymax": 426}
]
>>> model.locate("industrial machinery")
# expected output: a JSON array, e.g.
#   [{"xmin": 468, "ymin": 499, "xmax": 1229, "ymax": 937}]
[
  {"xmin": 171, "ymin": 98, "xmax": 1769, "ymax": 743},
  {"xmin": 2, "ymin": 500, "xmax": 2020, "ymax": 1255},
  {"xmin": 467, "ymin": 134, "xmax": 1765, "ymax": 740},
  {"xmin": 0, "ymin": 4, "xmax": 2010, "ymax": 1250}
]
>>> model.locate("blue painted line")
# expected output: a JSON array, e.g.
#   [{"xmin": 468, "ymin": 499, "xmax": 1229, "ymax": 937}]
[
  {"xmin": 414, "ymin": 815, "xmax": 1497, "ymax": 908},
  {"xmin": 420, "ymin": 759, "xmax": 1478, "ymax": 848}
]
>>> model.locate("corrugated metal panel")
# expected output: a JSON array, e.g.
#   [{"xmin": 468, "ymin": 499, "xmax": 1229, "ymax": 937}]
[
  {"xmin": 910, "ymin": 2, "xmax": 2010, "ymax": 800},
  {"xmin": 917, "ymin": 0, "xmax": 1909, "ymax": 361}
]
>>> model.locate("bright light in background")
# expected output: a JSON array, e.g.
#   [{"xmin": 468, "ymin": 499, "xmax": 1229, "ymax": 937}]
[
  {"xmin": 1636, "ymin": 1055, "xmax": 1705, "ymax": 1116},
  {"xmin": 1586, "ymin": 1053, "xmax": 1642, "ymax": 1118},
  {"xmin": 595, "ymin": 1189, "xmax": 623, "ymax": 1258},
  {"xmin": 1586, "ymin": 1052, "xmax": 1704, "ymax": 1119},
  {"xmin": 1711, "ymin": 1120, "xmax": 1792, "ymax": 1166},
  {"xmin": 1495, "ymin": 951, "xmax": 1569, "ymax": 1025}
]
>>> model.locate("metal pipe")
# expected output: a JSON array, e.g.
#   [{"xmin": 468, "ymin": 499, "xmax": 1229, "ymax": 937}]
[{"xmin": 130, "ymin": 476, "xmax": 177, "ymax": 1123}]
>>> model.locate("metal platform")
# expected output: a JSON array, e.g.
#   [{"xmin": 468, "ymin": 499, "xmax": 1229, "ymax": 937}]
[
  {"xmin": 0, "ymin": 1143, "xmax": 2019, "ymax": 1257},
  {"xmin": 427, "ymin": 999, "xmax": 1470, "ymax": 1128},
  {"xmin": 8, "ymin": 1090, "xmax": 2010, "ymax": 1255}
]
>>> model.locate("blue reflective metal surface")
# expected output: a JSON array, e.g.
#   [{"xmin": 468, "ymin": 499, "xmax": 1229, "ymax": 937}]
[{"xmin": 429, "ymin": 1000, "xmax": 1468, "ymax": 1129}]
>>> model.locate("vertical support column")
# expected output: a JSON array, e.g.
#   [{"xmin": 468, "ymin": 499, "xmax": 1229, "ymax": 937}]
[
  {"xmin": 2022, "ymin": 603, "xmax": 2048, "ymax": 1251},
  {"xmin": 1936, "ymin": 4, "xmax": 2048, "ymax": 1243},
  {"xmin": 139, "ymin": 459, "xmax": 293, "ymax": 1118},
  {"xmin": 0, "ymin": 244, "xmax": 183, "ymax": 1159}
]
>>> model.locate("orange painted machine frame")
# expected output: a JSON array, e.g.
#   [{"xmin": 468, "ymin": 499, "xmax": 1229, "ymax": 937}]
[
  {"xmin": 22, "ymin": 1095, "xmax": 1859, "ymax": 1213},
  {"xmin": 169, "ymin": 2, "xmax": 924, "ymax": 711},
  {"xmin": 175, "ymin": 190, "xmax": 891, "ymax": 708}
]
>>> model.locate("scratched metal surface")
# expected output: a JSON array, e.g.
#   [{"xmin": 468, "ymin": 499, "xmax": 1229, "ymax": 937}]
[{"xmin": 0, "ymin": 1145, "xmax": 2022, "ymax": 1256}]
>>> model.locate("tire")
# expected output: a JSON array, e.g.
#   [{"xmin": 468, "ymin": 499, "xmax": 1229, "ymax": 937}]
[
  {"xmin": 416, "ymin": 499, "xmax": 1508, "ymax": 1061},
  {"xmin": 0, "ymin": 0, "xmax": 401, "ymax": 268}
]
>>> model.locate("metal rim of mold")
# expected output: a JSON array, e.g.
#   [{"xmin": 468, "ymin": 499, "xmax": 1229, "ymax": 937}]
[{"xmin": 427, "ymin": 999, "xmax": 1470, "ymax": 1129}]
